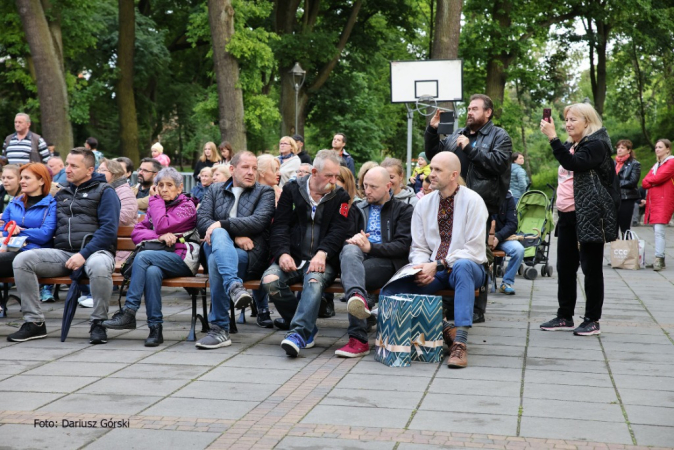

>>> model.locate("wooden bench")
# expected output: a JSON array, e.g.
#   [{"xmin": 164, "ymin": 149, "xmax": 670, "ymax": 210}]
[{"xmin": 0, "ymin": 225, "xmax": 489, "ymax": 342}]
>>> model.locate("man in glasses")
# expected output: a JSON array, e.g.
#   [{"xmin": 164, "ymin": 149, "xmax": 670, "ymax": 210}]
[{"xmin": 132, "ymin": 158, "xmax": 161, "ymax": 212}]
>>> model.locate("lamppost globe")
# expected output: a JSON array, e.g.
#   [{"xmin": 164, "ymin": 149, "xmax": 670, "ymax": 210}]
[{"xmin": 290, "ymin": 62, "xmax": 306, "ymax": 134}]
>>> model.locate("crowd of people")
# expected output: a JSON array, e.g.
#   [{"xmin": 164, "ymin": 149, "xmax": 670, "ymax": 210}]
[{"xmin": 1, "ymin": 96, "xmax": 673, "ymax": 369}]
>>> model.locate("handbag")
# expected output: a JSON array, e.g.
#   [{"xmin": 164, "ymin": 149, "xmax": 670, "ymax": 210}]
[
  {"xmin": 610, "ymin": 231, "xmax": 640, "ymax": 270},
  {"xmin": 120, "ymin": 240, "xmax": 175, "ymax": 280}
]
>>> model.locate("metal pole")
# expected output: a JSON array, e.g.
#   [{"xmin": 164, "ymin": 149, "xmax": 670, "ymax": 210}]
[
  {"xmin": 294, "ymin": 85, "xmax": 299, "ymax": 134},
  {"xmin": 406, "ymin": 104, "xmax": 413, "ymax": 181}
]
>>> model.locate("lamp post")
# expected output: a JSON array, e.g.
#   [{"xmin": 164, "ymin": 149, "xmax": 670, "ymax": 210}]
[{"xmin": 290, "ymin": 62, "xmax": 306, "ymax": 134}]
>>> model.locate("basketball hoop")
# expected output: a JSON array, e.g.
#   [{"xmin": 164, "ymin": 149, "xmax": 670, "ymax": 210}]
[{"xmin": 415, "ymin": 96, "xmax": 438, "ymax": 116}]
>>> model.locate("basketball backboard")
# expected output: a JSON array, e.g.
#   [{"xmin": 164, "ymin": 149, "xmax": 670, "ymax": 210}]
[{"xmin": 390, "ymin": 59, "xmax": 463, "ymax": 103}]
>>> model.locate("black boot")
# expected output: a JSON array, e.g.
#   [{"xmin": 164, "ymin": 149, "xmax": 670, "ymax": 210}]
[
  {"xmin": 102, "ymin": 308, "xmax": 136, "ymax": 330},
  {"xmin": 145, "ymin": 324, "xmax": 163, "ymax": 347},
  {"xmin": 274, "ymin": 318, "xmax": 290, "ymax": 330}
]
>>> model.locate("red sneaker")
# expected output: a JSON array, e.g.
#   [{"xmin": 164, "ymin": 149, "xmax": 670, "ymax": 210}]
[
  {"xmin": 335, "ymin": 337, "xmax": 370, "ymax": 358},
  {"xmin": 347, "ymin": 293, "xmax": 371, "ymax": 320}
]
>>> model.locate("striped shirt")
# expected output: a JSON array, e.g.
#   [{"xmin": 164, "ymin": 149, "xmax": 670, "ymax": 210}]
[{"xmin": 2, "ymin": 132, "xmax": 50, "ymax": 165}]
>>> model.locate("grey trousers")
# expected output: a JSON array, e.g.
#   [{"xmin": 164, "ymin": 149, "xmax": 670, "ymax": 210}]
[{"xmin": 13, "ymin": 249, "xmax": 115, "ymax": 322}]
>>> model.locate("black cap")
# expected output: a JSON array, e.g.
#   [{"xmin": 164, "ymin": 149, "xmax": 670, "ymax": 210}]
[{"xmin": 292, "ymin": 134, "xmax": 304, "ymax": 143}]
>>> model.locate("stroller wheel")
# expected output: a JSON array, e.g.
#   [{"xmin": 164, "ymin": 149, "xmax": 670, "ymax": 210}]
[
  {"xmin": 518, "ymin": 265, "xmax": 525, "ymax": 276},
  {"xmin": 524, "ymin": 267, "xmax": 538, "ymax": 280},
  {"xmin": 541, "ymin": 264, "xmax": 549, "ymax": 277},
  {"xmin": 545, "ymin": 266, "xmax": 553, "ymax": 277}
]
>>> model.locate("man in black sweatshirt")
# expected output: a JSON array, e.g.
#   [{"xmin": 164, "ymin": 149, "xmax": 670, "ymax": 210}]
[{"xmin": 261, "ymin": 150, "xmax": 351, "ymax": 357}]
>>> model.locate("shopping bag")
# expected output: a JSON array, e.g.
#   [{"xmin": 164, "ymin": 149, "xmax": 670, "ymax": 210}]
[
  {"xmin": 410, "ymin": 295, "xmax": 444, "ymax": 363},
  {"xmin": 625, "ymin": 230, "xmax": 646, "ymax": 269},
  {"xmin": 610, "ymin": 232, "xmax": 640, "ymax": 270},
  {"xmin": 375, "ymin": 295, "xmax": 413, "ymax": 367},
  {"xmin": 375, "ymin": 294, "xmax": 444, "ymax": 367}
]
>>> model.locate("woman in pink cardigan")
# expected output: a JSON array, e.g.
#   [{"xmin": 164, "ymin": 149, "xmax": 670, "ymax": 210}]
[{"xmin": 98, "ymin": 158, "xmax": 138, "ymax": 261}]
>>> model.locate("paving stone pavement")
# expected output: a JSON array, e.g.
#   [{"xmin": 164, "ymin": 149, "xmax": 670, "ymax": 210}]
[{"xmin": 1, "ymin": 225, "xmax": 674, "ymax": 449}]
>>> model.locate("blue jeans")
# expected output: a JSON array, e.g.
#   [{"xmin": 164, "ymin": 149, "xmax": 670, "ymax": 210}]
[
  {"xmin": 380, "ymin": 259, "xmax": 486, "ymax": 327},
  {"xmin": 262, "ymin": 263, "xmax": 336, "ymax": 341},
  {"xmin": 203, "ymin": 228, "xmax": 248, "ymax": 330},
  {"xmin": 124, "ymin": 250, "xmax": 192, "ymax": 325},
  {"xmin": 497, "ymin": 239, "xmax": 524, "ymax": 285}
]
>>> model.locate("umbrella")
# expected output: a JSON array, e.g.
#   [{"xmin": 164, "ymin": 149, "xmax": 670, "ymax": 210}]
[
  {"xmin": 60, "ymin": 234, "xmax": 93, "ymax": 342},
  {"xmin": 60, "ymin": 266, "xmax": 86, "ymax": 342}
]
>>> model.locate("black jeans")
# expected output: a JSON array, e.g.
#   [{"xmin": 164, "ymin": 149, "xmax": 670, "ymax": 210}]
[
  {"xmin": 0, "ymin": 251, "xmax": 18, "ymax": 277},
  {"xmin": 618, "ymin": 199, "xmax": 637, "ymax": 237},
  {"xmin": 556, "ymin": 211, "xmax": 605, "ymax": 322}
]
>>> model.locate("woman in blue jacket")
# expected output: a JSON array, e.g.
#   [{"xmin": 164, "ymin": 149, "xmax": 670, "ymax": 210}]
[{"xmin": 0, "ymin": 163, "xmax": 57, "ymax": 279}]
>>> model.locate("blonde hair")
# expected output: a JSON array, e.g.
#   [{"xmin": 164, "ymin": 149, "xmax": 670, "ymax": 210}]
[
  {"xmin": 257, "ymin": 154, "xmax": 279, "ymax": 174},
  {"xmin": 563, "ymin": 103, "xmax": 603, "ymax": 143},
  {"xmin": 337, "ymin": 166, "xmax": 357, "ymax": 204},
  {"xmin": 151, "ymin": 142, "xmax": 163, "ymax": 154},
  {"xmin": 212, "ymin": 164, "xmax": 231, "ymax": 180},
  {"xmin": 280, "ymin": 136, "xmax": 299, "ymax": 155},
  {"xmin": 100, "ymin": 158, "xmax": 126, "ymax": 181},
  {"xmin": 200, "ymin": 142, "xmax": 222, "ymax": 163},
  {"xmin": 357, "ymin": 161, "xmax": 379, "ymax": 198}
]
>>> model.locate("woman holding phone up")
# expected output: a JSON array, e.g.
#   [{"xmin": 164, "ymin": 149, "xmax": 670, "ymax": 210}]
[{"xmin": 539, "ymin": 104, "xmax": 619, "ymax": 336}]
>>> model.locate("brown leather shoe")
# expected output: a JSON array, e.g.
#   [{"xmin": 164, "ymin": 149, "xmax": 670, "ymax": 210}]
[
  {"xmin": 447, "ymin": 342, "xmax": 467, "ymax": 368},
  {"xmin": 442, "ymin": 321, "xmax": 457, "ymax": 346}
]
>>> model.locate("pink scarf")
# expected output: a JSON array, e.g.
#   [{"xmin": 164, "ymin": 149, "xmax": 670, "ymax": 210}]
[{"xmin": 615, "ymin": 154, "xmax": 630, "ymax": 174}]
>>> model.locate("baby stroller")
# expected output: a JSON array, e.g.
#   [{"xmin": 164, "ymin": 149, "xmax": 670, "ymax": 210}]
[{"xmin": 512, "ymin": 186, "xmax": 556, "ymax": 280}]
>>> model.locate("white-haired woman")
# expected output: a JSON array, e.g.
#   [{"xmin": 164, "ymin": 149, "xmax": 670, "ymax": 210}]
[
  {"xmin": 103, "ymin": 167, "xmax": 200, "ymax": 347},
  {"xmin": 540, "ymin": 103, "xmax": 619, "ymax": 336},
  {"xmin": 278, "ymin": 136, "xmax": 301, "ymax": 186},
  {"xmin": 151, "ymin": 142, "xmax": 171, "ymax": 167}
]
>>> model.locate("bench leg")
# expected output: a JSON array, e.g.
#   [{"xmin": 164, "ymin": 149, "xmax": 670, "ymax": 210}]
[
  {"xmin": 187, "ymin": 290, "xmax": 198, "ymax": 342},
  {"xmin": 237, "ymin": 308, "xmax": 246, "ymax": 324},
  {"xmin": 199, "ymin": 288, "xmax": 209, "ymax": 333},
  {"xmin": 0, "ymin": 284, "xmax": 8, "ymax": 318},
  {"xmin": 229, "ymin": 299, "xmax": 238, "ymax": 334}
]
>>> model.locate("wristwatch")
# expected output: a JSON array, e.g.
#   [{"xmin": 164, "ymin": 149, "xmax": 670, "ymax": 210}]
[{"xmin": 436, "ymin": 260, "xmax": 445, "ymax": 273}]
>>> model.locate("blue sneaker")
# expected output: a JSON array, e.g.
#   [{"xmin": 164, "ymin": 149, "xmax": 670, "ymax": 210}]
[
  {"xmin": 499, "ymin": 282, "xmax": 515, "ymax": 295},
  {"xmin": 305, "ymin": 327, "xmax": 318, "ymax": 349},
  {"xmin": 40, "ymin": 285, "xmax": 54, "ymax": 303},
  {"xmin": 281, "ymin": 333, "xmax": 306, "ymax": 357}
]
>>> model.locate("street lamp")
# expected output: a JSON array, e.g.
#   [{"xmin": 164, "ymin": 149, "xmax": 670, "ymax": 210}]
[{"xmin": 290, "ymin": 62, "xmax": 306, "ymax": 134}]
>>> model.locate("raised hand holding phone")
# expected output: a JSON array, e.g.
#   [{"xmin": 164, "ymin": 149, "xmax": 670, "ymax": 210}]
[{"xmin": 543, "ymin": 108, "xmax": 552, "ymax": 123}]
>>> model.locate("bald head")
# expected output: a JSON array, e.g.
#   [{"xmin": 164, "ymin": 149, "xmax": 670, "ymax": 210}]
[
  {"xmin": 363, "ymin": 166, "xmax": 392, "ymax": 205},
  {"xmin": 429, "ymin": 152, "xmax": 461, "ymax": 195}
]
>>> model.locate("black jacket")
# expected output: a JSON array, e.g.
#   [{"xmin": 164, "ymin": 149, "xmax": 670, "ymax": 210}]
[
  {"xmin": 350, "ymin": 195, "xmax": 414, "ymax": 271},
  {"xmin": 617, "ymin": 158, "xmax": 641, "ymax": 200},
  {"xmin": 270, "ymin": 176, "xmax": 351, "ymax": 268},
  {"xmin": 197, "ymin": 180, "xmax": 275, "ymax": 279},
  {"xmin": 297, "ymin": 150, "xmax": 312, "ymax": 165},
  {"xmin": 425, "ymin": 120, "xmax": 512, "ymax": 213},
  {"xmin": 492, "ymin": 192, "xmax": 517, "ymax": 243},
  {"xmin": 552, "ymin": 128, "xmax": 620, "ymax": 244}
]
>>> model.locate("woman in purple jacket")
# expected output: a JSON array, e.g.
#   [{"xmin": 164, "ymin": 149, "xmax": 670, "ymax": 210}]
[{"xmin": 102, "ymin": 167, "xmax": 200, "ymax": 347}]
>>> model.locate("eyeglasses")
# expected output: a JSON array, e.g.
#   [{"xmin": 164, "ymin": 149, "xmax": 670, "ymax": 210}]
[
  {"xmin": 138, "ymin": 168, "xmax": 157, "ymax": 174},
  {"xmin": 97, "ymin": 168, "xmax": 109, "ymax": 173}
]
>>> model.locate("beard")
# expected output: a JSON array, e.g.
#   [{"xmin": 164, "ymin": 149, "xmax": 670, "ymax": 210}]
[{"xmin": 323, "ymin": 182, "xmax": 335, "ymax": 192}]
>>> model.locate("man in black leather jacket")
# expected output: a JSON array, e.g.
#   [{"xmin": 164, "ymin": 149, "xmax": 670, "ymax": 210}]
[
  {"xmin": 195, "ymin": 151, "xmax": 276, "ymax": 349},
  {"xmin": 425, "ymin": 94, "xmax": 512, "ymax": 214}
]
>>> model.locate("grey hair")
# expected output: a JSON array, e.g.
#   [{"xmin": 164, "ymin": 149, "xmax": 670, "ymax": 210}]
[
  {"xmin": 155, "ymin": 167, "xmax": 183, "ymax": 187},
  {"xmin": 313, "ymin": 149, "xmax": 341, "ymax": 171},
  {"xmin": 15, "ymin": 112, "xmax": 31, "ymax": 123},
  {"xmin": 100, "ymin": 158, "xmax": 125, "ymax": 181}
]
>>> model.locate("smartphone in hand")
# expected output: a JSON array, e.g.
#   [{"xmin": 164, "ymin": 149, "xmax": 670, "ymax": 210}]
[{"xmin": 543, "ymin": 108, "xmax": 552, "ymax": 123}]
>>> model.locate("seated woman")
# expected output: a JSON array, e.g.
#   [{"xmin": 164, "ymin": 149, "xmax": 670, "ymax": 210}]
[
  {"xmin": 0, "ymin": 163, "xmax": 56, "ymax": 315},
  {"xmin": 191, "ymin": 166, "xmax": 214, "ymax": 202},
  {"xmin": 98, "ymin": 158, "xmax": 138, "ymax": 260},
  {"xmin": 212, "ymin": 164, "xmax": 231, "ymax": 184},
  {"xmin": 102, "ymin": 168, "xmax": 200, "ymax": 347},
  {"xmin": 257, "ymin": 154, "xmax": 282, "ymax": 205}
]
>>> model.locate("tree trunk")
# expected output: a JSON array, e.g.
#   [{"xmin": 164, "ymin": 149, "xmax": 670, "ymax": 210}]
[
  {"xmin": 631, "ymin": 42, "xmax": 654, "ymax": 149},
  {"xmin": 208, "ymin": 0, "xmax": 247, "ymax": 151},
  {"xmin": 16, "ymin": 0, "xmax": 73, "ymax": 152},
  {"xmin": 593, "ymin": 20, "xmax": 609, "ymax": 116},
  {"xmin": 116, "ymin": 0, "xmax": 140, "ymax": 164},
  {"xmin": 430, "ymin": 0, "xmax": 462, "ymax": 118},
  {"xmin": 484, "ymin": 0, "xmax": 512, "ymax": 117}
]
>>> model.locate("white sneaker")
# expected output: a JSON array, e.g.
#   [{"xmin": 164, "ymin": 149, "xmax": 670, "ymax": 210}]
[{"xmin": 78, "ymin": 295, "xmax": 94, "ymax": 308}]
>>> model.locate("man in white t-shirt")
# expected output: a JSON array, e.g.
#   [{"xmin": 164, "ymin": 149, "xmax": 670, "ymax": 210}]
[{"xmin": 195, "ymin": 151, "xmax": 276, "ymax": 349}]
